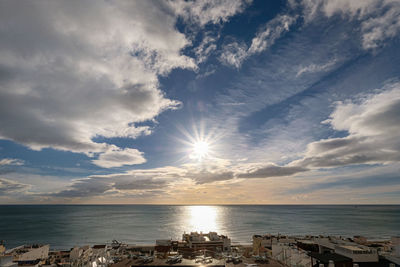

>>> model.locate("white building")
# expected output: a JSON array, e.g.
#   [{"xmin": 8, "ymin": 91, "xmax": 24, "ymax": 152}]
[
  {"xmin": 335, "ymin": 245, "xmax": 378, "ymax": 262},
  {"xmin": 182, "ymin": 232, "xmax": 231, "ymax": 252},
  {"xmin": 316, "ymin": 237, "xmax": 378, "ymax": 263}
]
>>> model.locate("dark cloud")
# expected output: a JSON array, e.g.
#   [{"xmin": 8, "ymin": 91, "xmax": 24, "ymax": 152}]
[
  {"xmin": 48, "ymin": 178, "xmax": 112, "ymax": 198},
  {"xmin": 48, "ymin": 175, "xmax": 170, "ymax": 198},
  {"xmin": 187, "ymin": 171, "xmax": 235, "ymax": 184},
  {"xmin": 238, "ymin": 164, "xmax": 308, "ymax": 178},
  {"xmin": 114, "ymin": 178, "xmax": 168, "ymax": 190},
  {"xmin": 0, "ymin": 178, "xmax": 30, "ymax": 195},
  {"xmin": 288, "ymin": 173, "xmax": 400, "ymax": 194}
]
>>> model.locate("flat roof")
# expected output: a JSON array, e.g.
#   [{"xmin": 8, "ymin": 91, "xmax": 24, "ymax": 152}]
[
  {"xmin": 297, "ymin": 240, "xmax": 316, "ymax": 244},
  {"xmin": 309, "ymin": 252, "xmax": 352, "ymax": 263},
  {"xmin": 339, "ymin": 245, "xmax": 366, "ymax": 251}
]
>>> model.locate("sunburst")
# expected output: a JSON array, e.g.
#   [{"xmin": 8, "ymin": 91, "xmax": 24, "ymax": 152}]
[{"xmin": 173, "ymin": 120, "xmax": 225, "ymax": 163}]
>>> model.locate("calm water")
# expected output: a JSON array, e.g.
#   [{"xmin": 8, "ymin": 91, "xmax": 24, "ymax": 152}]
[{"xmin": 0, "ymin": 205, "xmax": 399, "ymax": 249}]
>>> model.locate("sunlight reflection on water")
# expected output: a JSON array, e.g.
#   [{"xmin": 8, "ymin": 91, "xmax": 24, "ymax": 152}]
[{"xmin": 179, "ymin": 206, "xmax": 223, "ymax": 234}]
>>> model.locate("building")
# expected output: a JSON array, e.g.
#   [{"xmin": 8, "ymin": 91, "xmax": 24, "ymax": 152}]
[
  {"xmin": 5, "ymin": 244, "xmax": 49, "ymax": 266},
  {"xmin": 0, "ymin": 255, "xmax": 17, "ymax": 267},
  {"xmin": 316, "ymin": 237, "xmax": 379, "ymax": 263},
  {"xmin": 334, "ymin": 245, "xmax": 378, "ymax": 263},
  {"xmin": 271, "ymin": 238, "xmax": 311, "ymax": 267},
  {"xmin": 309, "ymin": 252, "xmax": 353, "ymax": 267},
  {"xmin": 253, "ymin": 235, "xmax": 273, "ymax": 255},
  {"xmin": 155, "ymin": 240, "xmax": 172, "ymax": 257},
  {"xmin": 297, "ymin": 240, "xmax": 319, "ymax": 253},
  {"xmin": 182, "ymin": 232, "xmax": 231, "ymax": 252}
]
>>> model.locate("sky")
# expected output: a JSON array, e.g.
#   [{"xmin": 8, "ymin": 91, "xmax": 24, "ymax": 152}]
[{"xmin": 0, "ymin": 0, "xmax": 400, "ymax": 204}]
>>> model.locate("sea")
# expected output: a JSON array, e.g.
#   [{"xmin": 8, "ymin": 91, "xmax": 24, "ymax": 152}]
[{"xmin": 0, "ymin": 205, "xmax": 399, "ymax": 250}]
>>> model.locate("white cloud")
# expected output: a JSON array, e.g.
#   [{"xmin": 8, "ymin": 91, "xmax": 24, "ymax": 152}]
[
  {"xmin": 194, "ymin": 34, "xmax": 218, "ymax": 63},
  {"xmin": 299, "ymin": 0, "xmax": 380, "ymax": 20},
  {"xmin": 0, "ymin": 0, "xmax": 198, "ymax": 159},
  {"xmin": 171, "ymin": 0, "xmax": 252, "ymax": 65},
  {"xmin": 248, "ymin": 15, "xmax": 296, "ymax": 54},
  {"xmin": 91, "ymin": 145, "xmax": 146, "ymax": 168},
  {"xmin": 298, "ymin": 0, "xmax": 400, "ymax": 50},
  {"xmin": 0, "ymin": 0, "xmax": 252, "ymax": 167},
  {"xmin": 361, "ymin": 6, "xmax": 400, "ymax": 49},
  {"xmin": 0, "ymin": 158, "xmax": 24, "ymax": 166},
  {"xmin": 219, "ymin": 41, "xmax": 248, "ymax": 68},
  {"xmin": 219, "ymin": 14, "xmax": 297, "ymax": 68},
  {"xmin": 296, "ymin": 83, "xmax": 400, "ymax": 167},
  {"xmin": 171, "ymin": 0, "xmax": 252, "ymax": 26},
  {"xmin": 296, "ymin": 58, "xmax": 337, "ymax": 76}
]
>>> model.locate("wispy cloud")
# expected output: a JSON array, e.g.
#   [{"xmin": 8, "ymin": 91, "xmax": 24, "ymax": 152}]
[
  {"xmin": 296, "ymin": 58, "xmax": 338, "ymax": 77},
  {"xmin": 171, "ymin": 0, "xmax": 252, "ymax": 27},
  {"xmin": 297, "ymin": 0, "xmax": 400, "ymax": 50},
  {"xmin": 0, "ymin": 178, "xmax": 30, "ymax": 195},
  {"xmin": 219, "ymin": 14, "xmax": 297, "ymax": 68},
  {"xmin": 0, "ymin": 158, "xmax": 24, "ymax": 166}
]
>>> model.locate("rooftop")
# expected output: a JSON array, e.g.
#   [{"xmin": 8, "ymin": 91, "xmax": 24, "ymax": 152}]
[{"xmin": 309, "ymin": 252, "xmax": 352, "ymax": 263}]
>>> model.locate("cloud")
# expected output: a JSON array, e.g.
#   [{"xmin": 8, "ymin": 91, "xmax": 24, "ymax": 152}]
[
  {"xmin": 0, "ymin": 0, "xmax": 254, "ymax": 167},
  {"xmin": 114, "ymin": 178, "xmax": 168, "ymax": 190},
  {"xmin": 0, "ymin": 178, "xmax": 30, "ymax": 195},
  {"xmin": 171, "ymin": 0, "xmax": 252, "ymax": 26},
  {"xmin": 248, "ymin": 15, "xmax": 297, "ymax": 54},
  {"xmin": 219, "ymin": 41, "xmax": 248, "ymax": 68},
  {"xmin": 361, "ymin": 4, "xmax": 400, "ymax": 49},
  {"xmin": 296, "ymin": 58, "xmax": 338, "ymax": 77},
  {"xmin": 293, "ymin": 174, "xmax": 400, "ymax": 194},
  {"xmin": 238, "ymin": 164, "xmax": 308, "ymax": 178},
  {"xmin": 297, "ymin": 0, "xmax": 400, "ymax": 50},
  {"xmin": 295, "ymin": 82, "xmax": 400, "ymax": 167},
  {"xmin": 91, "ymin": 145, "xmax": 146, "ymax": 168},
  {"xmin": 48, "ymin": 176, "xmax": 168, "ymax": 199},
  {"xmin": 171, "ymin": 0, "xmax": 252, "ymax": 64},
  {"xmin": 0, "ymin": 1, "xmax": 198, "ymax": 160},
  {"xmin": 0, "ymin": 158, "xmax": 24, "ymax": 175},
  {"xmin": 186, "ymin": 170, "xmax": 235, "ymax": 184},
  {"xmin": 219, "ymin": 14, "xmax": 296, "ymax": 68},
  {"xmin": 194, "ymin": 34, "xmax": 218, "ymax": 64},
  {"xmin": 48, "ymin": 178, "xmax": 112, "ymax": 198},
  {"xmin": 0, "ymin": 158, "xmax": 24, "ymax": 166},
  {"xmin": 47, "ymin": 166, "xmax": 180, "ymax": 198}
]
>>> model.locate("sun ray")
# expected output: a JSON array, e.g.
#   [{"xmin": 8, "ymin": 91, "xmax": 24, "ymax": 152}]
[{"xmin": 172, "ymin": 120, "xmax": 228, "ymax": 164}]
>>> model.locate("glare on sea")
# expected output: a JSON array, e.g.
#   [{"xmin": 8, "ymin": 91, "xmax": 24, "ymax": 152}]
[{"xmin": 182, "ymin": 206, "xmax": 222, "ymax": 233}]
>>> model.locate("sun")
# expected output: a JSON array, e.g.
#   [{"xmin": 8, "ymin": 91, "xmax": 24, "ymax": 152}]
[
  {"xmin": 174, "ymin": 121, "xmax": 225, "ymax": 163},
  {"xmin": 192, "ymin": 141, "xmax": 209, "ymax": 160}
]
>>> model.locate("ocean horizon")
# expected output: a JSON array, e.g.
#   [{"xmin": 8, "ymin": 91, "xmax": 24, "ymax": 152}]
[{"xmin": 1, "ymin": 205, "xmax": 399, "ymax": 250}]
